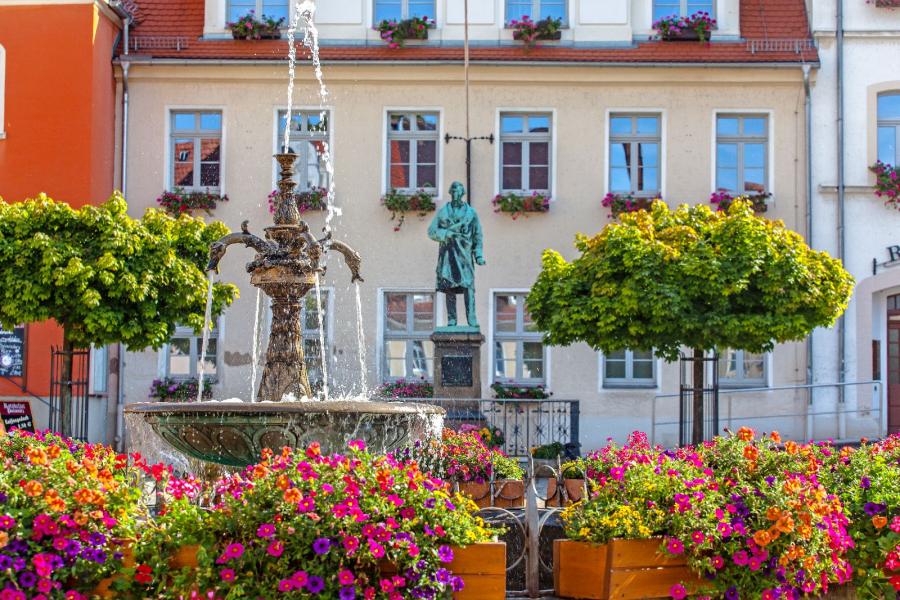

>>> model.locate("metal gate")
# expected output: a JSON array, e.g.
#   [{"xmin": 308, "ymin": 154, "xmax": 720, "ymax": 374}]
[{"xmin": 48, "ymin": 347, "xmax": 90, "ymax": 440}]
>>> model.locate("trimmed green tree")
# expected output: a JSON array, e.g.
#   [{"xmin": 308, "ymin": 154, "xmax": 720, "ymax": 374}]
[
  {"xmin": 0, "ymin": 193, "xmax": 238, "ymax": 436},
  {"xmin": 528, "ymin": 200, "xmax": 854, "ymax": 444}
]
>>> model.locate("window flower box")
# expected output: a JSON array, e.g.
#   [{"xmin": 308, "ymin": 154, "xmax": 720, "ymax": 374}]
[
  {"xmin": 492, "ymin": 191, "xmax": 550, "ymax": 218},
  {"xmin": 491, "ymin": 382, "xmax": 551, "ymax": 399},
  {"xmin": 375, "ymin": 15, "xmax": 432, "ymax": 48},
  {"xmin": 227, "ymin": 12, "xmax": 284, "ymax": 40},
  {"xmin": 709, "ymin": 189, "xmax": 770, "ymax": 213},
  {"xmin": 872, "ymin": 0, "xmax": 900, "ymax": 7},
  {"xmin": 381, "ymin": 543, "xmax": 507, "ymax": 599},
  {"xmin": 375, "ymin": 377, "xmax": 434, "ymax": 398},
  {"xmin": 652, "ymin": 12, "xmax": 716, "ymax": 43},
  {"xmin": 150, "ymin": 377, "xmax": 213, "ymax": 402},
  {"xmin": 509, "ymin": 16, "xmax": 563, "ymax": 48},
  {"xmin": 156, "ymin": 188, "xmax": 227, "ymax": 216},
  {"xmin": 602, "ymin": 193, "xmax": 657, "ymax": 218},
  {"xmin": 267, "ymin": 187, "xmax": 328, "ymax": 214},
  {"xmin": 553, "ymin": 538, "xmax": 703, "ymax": 600},
  {"xmin": 870, "ymin": 161, "xmax": 900, "ymax": 208},
  {"xmin": 382, "ymin": 188, "xmax": 436, "ymax": 231},
  {"xmin": 458, "ymin": 480, "xmax": 525, "ymax": 509}
]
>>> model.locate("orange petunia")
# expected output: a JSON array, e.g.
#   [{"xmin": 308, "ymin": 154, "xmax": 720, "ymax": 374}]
[
  {"xmin": 22, "ymin": 480, "xmax": 43, "ymax": 497},
  {"xmin": 283, "ymin": 488, "xmax": 302, "ymax": 503},
  {"xmin": 766, "ymin": 507, "xmax": 782, "ymax": 521},
  {"xmin": 27, "ymin": 448, "xmax": 47, "ymax": 465},
  {"xmin": 770, "ymin": 431, "xmax": 782, "ymax": 443},
  {"xmin": 737, "ymin": 427, "xmax": 755, "ymax": 441},
  {"xmin": 776, "ymin": 515, "xmax": 795, "ymax": 534},
  {"xmin": 744, "ymin": 446, "xmax": 759, "ymax": 461},
  {"xmin": 45, "ymin": 490, "xmax": 66, "ymax": 513},
  {"xmin": 47, "ymin": 445, "xmax": 61, "ymax": 459},
  {"xmin": 0, "ymin": 531, "xmax": 7, "ymax": 549},
  {"xmin": 753, "ymin": 530, "xmax": 772, "ymax": 547},
  {"xmin": 873, "ymin": 516, "xmax": 888, "ymax": 529},
  {"xmin": 785, "ymin": 441, "xmax": 799, "ymax": 455},
  {"xmin": 74, "ymin": 512, "xmax": 89, "ymax": 526},
  {"xmin": 252, "ymin": 464, "xmax": 269, "ymax": 479},
  {"xmin": 276, "ymin": 474, "xmax": 290, "ymax": 491}
]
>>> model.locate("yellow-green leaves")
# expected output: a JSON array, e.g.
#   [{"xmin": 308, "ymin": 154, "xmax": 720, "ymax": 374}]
[{"xmin": 528, "ymin": 200, "xmax": 854, "ymax": 361}]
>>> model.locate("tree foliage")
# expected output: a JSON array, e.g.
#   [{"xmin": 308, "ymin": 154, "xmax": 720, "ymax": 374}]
[
  {"xmin": 0, "ymin": 193, "xmax": 238, "ymax": 349},
  {"xmin": 528, "ymin": 200, "xmax": 854, "ymax": 361}
]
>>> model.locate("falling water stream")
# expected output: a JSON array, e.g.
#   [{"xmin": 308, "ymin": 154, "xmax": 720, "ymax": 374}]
[
  {"xmin": 354, "ymin": 283, "xmax": 368, "ymax": 393},
  {"xmin": 313, "ymin": 273, "xmax": 330, "ymax": 401},
  {"xmin": 249, "ymin": 289, "xmax": 263, "ymax": 400},
  {"xmin": 196, "ymin": 271, "xmax": 216, "ymax": 402}
]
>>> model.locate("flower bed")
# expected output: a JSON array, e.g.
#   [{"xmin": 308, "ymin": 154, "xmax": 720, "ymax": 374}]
[
  {"xmin": 870, "ymin": 161, "xmax": 900, "ymax": 208},
  {"xmin": 149, "ymin": 377, "xmax": 213, "ymax": 402},
  {"xmin": 652, "ymin": 12, "xmax": 716, "ymax": 42},
  {"xmin": 382, "ymin": 189, "xmax": 437, "ymax": 231},
  {"xmin": 492, "ymin": 191, "xmax": 550, "ymax": 218},
  {"xmin": 267, "ymin": 187, "xmax": 328, "ymax": 214},
  {"xmin": 227, "ymin": 12, "xmax": 284, "ymax": 39},
  {"xmin": 602, "ymin": 193, "xmax": 656, "ymax": 218},
  {"xmin": 375, "ymin": 16, "xmax": 432, "ymax": 48},
  {"xmin": 709, "ymin": 189, "xmax": 769, "ymax": 213},
  {"xmin": 156, "ymin": 188, "xmax": 227, "ymax": 215},
  {"xmin": 509, "ymin": 16, "xmax": 563, "ymax": 48},
  {"xmin": 375, "ymin": 377, "xmax": 434, "ymax": 399}
]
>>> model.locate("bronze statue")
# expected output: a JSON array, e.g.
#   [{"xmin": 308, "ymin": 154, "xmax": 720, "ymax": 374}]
[{"xmin": 427, "ymin": 181, "xmax": 485, "ymax": 327}]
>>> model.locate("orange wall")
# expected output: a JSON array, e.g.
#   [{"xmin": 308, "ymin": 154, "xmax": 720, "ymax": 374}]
[{"xmin": 0, "ymin": 3, "xmax": 121, "ymax": 397}]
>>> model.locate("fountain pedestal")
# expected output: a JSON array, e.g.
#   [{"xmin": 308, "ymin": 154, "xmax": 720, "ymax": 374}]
[{"xmin": 431, "ymin": 327, "xmax": 485, "ymax": 398}]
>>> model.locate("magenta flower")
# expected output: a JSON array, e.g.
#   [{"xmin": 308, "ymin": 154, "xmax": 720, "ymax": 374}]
[
  {"xmin": 256, "ymin": 523, "xmax": 276, "ymax": 538},
  {"xmin": 267, "ymin": 540, "xmax": 284, "ymax": 557},
  {"xmin": 219, "ymin": 568, "xmax": 235, "ymax": 582}
]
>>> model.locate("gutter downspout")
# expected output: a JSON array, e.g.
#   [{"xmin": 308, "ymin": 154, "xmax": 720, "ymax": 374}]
[
  {"xmin": 803, "ymin": 64, "xmax": 814, "ymax": 441},
  {"xmin": 110, "ymin": 0, "xmax": 132, "ymax": 450},
  {"xmin": 836, "ymin": 0, "xmax": 847, "ymax": 440}
]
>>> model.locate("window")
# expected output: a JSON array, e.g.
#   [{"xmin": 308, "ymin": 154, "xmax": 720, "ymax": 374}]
[
  {"xmin": 375, "ymin": 0, "xmax": 435, "ymax": 22},
  {"xmin": 386, "ymin": 112, "xmax": 439, "ymax": 192},
  {"xmin": 165, "ymin": 325, "xmax": 218, "ymax": 381},
  {"xmin": 228, "ymin": 0, "xmax": 289, "ymax": 22},
  {"xmin": 609, "ymin": 114, "xmax": 661, "ymax": 196},
  {"xmin": 652, "ymin": 0, "xmax": 714, "ymax": 21},
  {"xmin": 0, "ymin": 44, "xmax": 5, "ymax": 140},
  {"xmin": 301, "ymin": 290, "xmax": 331, "ymax": 392},
  {"xmin": 718, "ymin": 349, "xmax": 765, "ymax": 387},
  {"xmin": 278, "ymin": 110, "xmax": 330, "ymax": 191},
  {"xmin": 506, "ymin": 0, "xmax": 567, "ymax": 22},
  {"xmin": 499, "ymin": 112, "xmax": 551, "ymax": 193},
  {"xmin": 878, "ymin": 93, "xmax": 900, "ymax": 166},
  {"xmin": 715, "ymin": 114, "xmax": 768, "ymax": 195},
  {"xmin": 383, "ymin": 292, "xmax": 436, "ymax": 381},
  {"xmin": 89, "ymin": 346, "xmax": 108, "ymax": 395},
  {"xmin": 603, "ymin": 350, "xmax": 655, "ymax": 387},
  {"xmin": 493, "ymin": 293, "xmax": 545, "ymax": 385},
  {"xmin": 170, "ymin": 111, "xmax": 222, "ymax": 192}
]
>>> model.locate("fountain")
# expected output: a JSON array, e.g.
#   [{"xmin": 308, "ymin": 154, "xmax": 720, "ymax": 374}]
[{"xmin": 124, "ymin": 153, "xmax": 445, "ymax": 467}]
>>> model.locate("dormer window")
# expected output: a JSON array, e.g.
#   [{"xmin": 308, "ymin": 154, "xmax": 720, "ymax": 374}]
[
  {"xmin": 374, "ymin": 0, "xmax": 435, "ymax": 22},
  {"xmin": 228, "ymin": 0, "xmax": 288, "ymax": 22},
  {"xmin": 652, "ymin": 0, "xmax": 714, "ymax": 21}
]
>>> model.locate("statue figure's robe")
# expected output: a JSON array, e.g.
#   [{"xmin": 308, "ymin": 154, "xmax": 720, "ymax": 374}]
[{"xmin": 427, "ymin": 202, "xmax": 484, "ymax": 293}]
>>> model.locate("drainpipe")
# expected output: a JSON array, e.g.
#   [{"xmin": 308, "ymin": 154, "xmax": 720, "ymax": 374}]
[
  {"xmin": 836, "ymin": 0, "xmax": 847, "ymax": 439},
  {"xmin": 803, "ymin": 64, "xmax": 814, "ymax": 440}
]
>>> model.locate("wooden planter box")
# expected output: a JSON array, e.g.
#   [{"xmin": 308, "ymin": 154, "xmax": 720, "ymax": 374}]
[
  {"xmin": 660, "ymin": 29, "xmax": 702, "ymax": 41},
  {"xmin": 382, "ymin": 542, "xmax": 506, "ymax": 599},
  {"xmin": 458, "ymin": 480, "xmax": 525, "ymax": 508},
  {"xmin": 170, "ymin": 543, "xmax": 201, "ymax": 569},
  {"xmin": 546, "ymin": 478, "xmax": 585, "ymax": 507},
  {"xmin": 554, "ymin": 538, "xmax": 702, "ymax": 599}
]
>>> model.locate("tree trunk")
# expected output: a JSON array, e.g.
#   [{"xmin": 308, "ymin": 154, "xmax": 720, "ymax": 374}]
[
  {"xmin": 59, "ymin": 327, "xmax": 74, "ymax": 438},
  {"xmin": 692, "ymin": 347, "xmax": 705, "ymax": 445}
]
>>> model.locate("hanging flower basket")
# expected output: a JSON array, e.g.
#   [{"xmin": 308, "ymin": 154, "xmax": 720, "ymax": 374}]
[
  {"xmin": 870, "ymin": 161, "xmax": 900, "ymax": 207},
  {"xmin": 509, "ymin": 16, "xmax": 563, "ymax": 48},
  {"xmin": 156, "ymin": 188, "xmax": 228, "ymax": 216},
  {"xmin": 375, "ymin": 15, "xmax": 432, "ymax": 48},
  {"xmin": 267, "ymin": 187, "xmax": 328, "ymax": 214},
  {"xmin": 602, "ymin": 193, "xmax": 657, "ymax": 218},
  {"xmin": 381, "ymin": 188, "xmax": 436, "ymax": 231},
  {"xmin": 709, "ymin": 189, "xmax": 769, "ymax": 213},
  {"xmin": 492, "ymin": 191, "xmax": 550, "ymax": 218},
  {"xmin": 652, "ymin": 11, "xmax": 716, "ymax": 43},
  {"xmin": 227, "ymin": 12, "xmax": 284, "ymax": 40}
]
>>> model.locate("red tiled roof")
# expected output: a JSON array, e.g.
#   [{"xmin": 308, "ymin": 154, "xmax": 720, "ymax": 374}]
[{"xmin": 123, "ymin": 0, "xmax": 817, "ymax": 65}]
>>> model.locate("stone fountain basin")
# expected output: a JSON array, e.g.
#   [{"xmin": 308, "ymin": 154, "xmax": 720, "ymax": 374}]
[{"xmin": 125, "ymin": 400, "xmax": 445, "ymax": 468}]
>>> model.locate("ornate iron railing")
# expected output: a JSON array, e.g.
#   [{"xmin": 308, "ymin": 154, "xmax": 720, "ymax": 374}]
[{"xmin": 424, "ymin": 398, "xmax": 580, "ymax": 457}]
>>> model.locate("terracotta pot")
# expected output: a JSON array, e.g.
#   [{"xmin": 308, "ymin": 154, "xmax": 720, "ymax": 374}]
[
  {"xmin": 91, "ymin": 540, "xmax": 135, "ymax": 598},
  {"xmin": 545, "ymin": 478, "xmax": 585, "ymax": 507},
  {"xmin": 382, "ymin": 542, "xmax": 506, "ymax": 599},
  {"xmin": 458, "ymin": 480, "xmax": 525, "ymax": 508},
  {"xmin": 554, "ymin": 538, "xmax": 703, "ymax": 600},
  {"xmin": 170, "ymin": 543, "xmax": 201, "ymax": 569}
]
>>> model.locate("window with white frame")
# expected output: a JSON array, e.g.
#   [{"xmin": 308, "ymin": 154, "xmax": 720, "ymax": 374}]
[
  {"xmin": 878, "ymin": 93, "xmax": 900, "ymax": 166},
  {"xmin": 375, "ymin": 0, "xmax": 435, "ymax": 22},
  {"xmin": 603, "ymin": 349, "xmax": 655, "ymax": 387},
  {"xmin": 493, "ymin": 293, "xmax": 545, "ymax": 385},
  {"xmin": 277, "ymin": 110, "xmax": 330, "ymax": 191},
  {"xmin": 383, "ymin": 292, "xmax": 436, "ymax": 381},
  {"xmin": 609, "ymin": 114, "xmax": 661, "ymax": 197},
  {"xmin": 165, "ymin": 324, "xmax": 218, "ymax": 381},
  {"xmin": 652, "ymin": 0, "xmax": 714, "ymax": 21},
  {"xmin": 386, "ymin": 112, "xmax": 439, "ymax": 192},
  {"xmin": 715, "ymin": 114, "xmax": 768, "ymax": 195},
  {"xmin": 499, "ymin": 113, "xmax": 551, "ymax": 193},
  {"xmin": 506, "ymin": 0, "xmax": 566, "ymax": 22},
  {"xmin": 301, "ymin": 290, "xmax": 331, "ymax": 392},
  {"xmin": 718, "ymin": 349, "xmax": 765, "ymax": 387},
  {"xmin": 228, "ymin": 0, "xmax": 289, "ymax": 22},
  {"xmin": 170, "ymin": 111, "xmax": 222, "ymax": 192},
  {"xmin": 0, "ymin": 44, "xmax": 5, "ymax": 140}
]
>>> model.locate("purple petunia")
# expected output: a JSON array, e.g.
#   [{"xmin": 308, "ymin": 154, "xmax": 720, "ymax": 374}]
[
  {"xmin": 437, "ymin": 545, "xmax": 453, "ymax": 563},
  {"xmin": 312, "ymin": 537, "xmax": 331, "ymax": 556},
  {"xmin": 306, "ymin": 575, "xmax": 325, "ymax": 593}
]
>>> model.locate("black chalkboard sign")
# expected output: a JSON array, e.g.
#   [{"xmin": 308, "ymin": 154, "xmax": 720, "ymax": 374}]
[
  {"xmin": 441, "ymin": 355, "xmax": 473, "ymax": 387},
  {"xmin": 0, "ymin": 401, "xmax": 34, "ymax": 434},
  {"xmin": 0, "ymin": 327, "xmax": 24, "ymax": 378}
]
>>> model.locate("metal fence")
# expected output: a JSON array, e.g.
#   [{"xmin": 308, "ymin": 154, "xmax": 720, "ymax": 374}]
[
  {"xmin": 48, "ymin": 347, "xmax": 90, "ymax": 440},
  {"xmin": 424, "ymin": 398, "xmax": 580, "ymax": 457}
]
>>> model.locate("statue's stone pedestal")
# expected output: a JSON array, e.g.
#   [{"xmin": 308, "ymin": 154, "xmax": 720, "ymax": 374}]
[{"xmin": 431, "ymin": 327, "xmax": 484, "ymax": 399}]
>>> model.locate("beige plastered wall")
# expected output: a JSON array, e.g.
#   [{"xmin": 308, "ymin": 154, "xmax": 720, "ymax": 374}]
[{"xmin": 119, "ymin": 62, "xmax": 811, "ymax": 451}]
